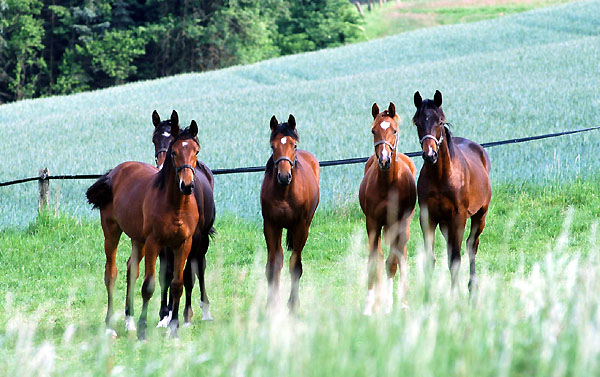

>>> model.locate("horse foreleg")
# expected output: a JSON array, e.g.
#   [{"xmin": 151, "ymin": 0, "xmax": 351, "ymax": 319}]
[
  {"xmin": 101, "ymin": 217, "xmax": 121, "ymax": 335},
  {"xmin": 444, "ymin": 217, "xmax": 466, "ymax": 290},
  {"xmin": 466, "ymin": 209, "xmax": 487, "ymax": 293},
  {"xmin": 386, "ymin": 216, "xmax": 411, "ymax": 313},
  {"xmin": 364, "ymin": 217, "xmax": 383, "ymax": 316},
  {"xmin": 183, "ymin": 256, "xmax": 196, "ymax": 325},
  {"xmin": 125, "ymin": 240, "xmax": 144, "ymax": 332},
  {"xmin": 288, "ymin": 227, "xmax": 309, "ymax": 313},
  {"xmin": 264, "ymin": 221, "xmax": 283, "ymax": 310},
  {"xmin": 156, "ymin": 248, "xmax": 173, "ymax": 328},
  {"xmin": 168, "ymin": 238, "xmax": 193, "ymax": 338},
  {"xmin": 419, "ymin": 205, "xmax": 437, "ymax": 272},
  {"xmin": 137, "ymin": 238, "xmax": 159, "ymax": 340}
]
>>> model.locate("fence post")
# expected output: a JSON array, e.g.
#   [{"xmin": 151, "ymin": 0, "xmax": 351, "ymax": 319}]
[{"xmin": 38, "ymin": 168, "xmax": 49, "ymax": 212}]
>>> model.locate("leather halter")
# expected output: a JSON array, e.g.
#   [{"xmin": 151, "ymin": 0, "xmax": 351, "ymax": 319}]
[
  {"xmin": 419, "ymin": 123, "xmax": 449, "ymax": 151},
  {"xmin": 373, "ymin": 131, "xmax": 399, "ymax": 161},
  {"xmin": 273, "ymin": 156, "xmax": 296, "ymax": 168}
]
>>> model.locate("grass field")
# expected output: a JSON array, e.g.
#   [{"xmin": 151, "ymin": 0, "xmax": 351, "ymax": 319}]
[
  {"xmin": 361, "ymin": 0, "xmax": 574, "ymax": 39},
  {"xmin": 1, "ymin": 1, "xmax": 600, "ymax": 375},
  {"xmin": 1, "ymin": 181, "xmax": 600, "ymax": 376}
]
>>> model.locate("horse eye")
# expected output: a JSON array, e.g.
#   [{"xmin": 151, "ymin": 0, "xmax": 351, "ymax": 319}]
[
  {"xmin": 394, "ymin": 130, "xmax": 398, "ymax": 135},
  {"xmin": 294, "ymin": 144, "xmax": 297, "ymax": 150}
]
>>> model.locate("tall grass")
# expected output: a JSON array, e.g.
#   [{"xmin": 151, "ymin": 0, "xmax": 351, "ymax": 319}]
[
  {"xmin": 0, "ymin": 1, "xmax": 598, "ymax": 227},
  {"xmin": 1, "ymin": 181, "xmax": 600, "ymax": 376}
]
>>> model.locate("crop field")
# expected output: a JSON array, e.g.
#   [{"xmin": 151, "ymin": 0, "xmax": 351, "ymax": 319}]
[{"xmin": 1, "ymin": 1, "xmax": 600, "ymax": 376}]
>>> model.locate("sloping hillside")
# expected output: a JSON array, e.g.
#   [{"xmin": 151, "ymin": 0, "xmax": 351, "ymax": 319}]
[{"xmin": 0, "ymin": 0, "xmax": 598, "ymax": 227}]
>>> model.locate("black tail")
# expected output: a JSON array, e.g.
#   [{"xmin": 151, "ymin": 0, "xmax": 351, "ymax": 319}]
[
  {"xmin": 86, "ymin": 171, "xmax": 113, "ymax": 210},
  {"xmin": 286, "ymin": 230, "xmax": 293, "ymax": 251}
]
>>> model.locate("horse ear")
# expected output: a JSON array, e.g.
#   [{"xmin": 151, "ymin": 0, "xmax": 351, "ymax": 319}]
[
  {"xmin": 414, "ymin": 92, "xmax": 422, "ymax": 108},
  {"xmin": 288, "ymin": 114, "xmax": 296, "ymax": 130},
  {"xmin": 189, "ymin": 120, "xmax": 198, "ymax": 137},
  {"xmin": 371, "ymin": 103, "xmax": 380, "ymax": 119},
  {"xmin": 270, "ymin": 116, "xmax": 278, "ymax": 132},
  {"xmin": 434, "ymin": 90, "xmax": 442, "ymax": 107},
  {"xmin": 152, "ymin": 110, "xmax": 161, "ymax": 128},
  {"xmin": 387, "ymin": 102, "xmax": 396, "ymax": 119},
  {"xmin": 170, "ymin": 110, "xmax": 179, "ymax": 128}
]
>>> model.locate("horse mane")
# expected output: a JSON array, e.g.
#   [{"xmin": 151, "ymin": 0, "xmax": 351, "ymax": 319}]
[
  {"xmin": 413, "ymin": 99, "xmax": 455, "ymax": 158},
  {"xmin": 153, "ymin": 126, "xmax": 200, "ymax": 191}
]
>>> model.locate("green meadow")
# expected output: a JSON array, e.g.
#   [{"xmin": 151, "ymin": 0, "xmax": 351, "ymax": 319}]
[{"xmin": 1, "ymin": 1, "xmax": 600, "ymax": 375}]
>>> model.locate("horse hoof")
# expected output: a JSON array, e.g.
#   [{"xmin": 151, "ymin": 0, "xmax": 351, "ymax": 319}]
[
  {"xmin": 202, "ymin": 313, "xmax": 213, "ymax": 321},
  {"xmin": 125, "ymin": 316, "xmax": 136, "ymax": 332},
  {"xmin": 362, "ymin": 307, "xmax": 373, "ymax": 316},
  {"xmin": 168, "ymin": 326, "xmax": 178, "ymax": 338},
  {"xmin": 182, "ymin": 321, "xmax": 192, "ymax": 328},
  {"xmin": 105, "ymin": 328, "xmax": 117, "ymax": 338}
]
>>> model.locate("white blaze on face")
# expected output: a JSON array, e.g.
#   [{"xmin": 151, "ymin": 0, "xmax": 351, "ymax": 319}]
[
  {"xmin": 382, "ymin": 147, "xmax": 389, "ymax": 159},
  {"xmin": 162, "ymin": 132, "xmax": 170, "ymax": 137},
  {"xmin": 280, "ymin": 137, "xmax": 287, "ymax": 145},
  {"xmin": 380, "ymin": 121, "xmax": 390, "ymax": 130},
  {"xmin": 182, "ymin": 141, "xmax": 188, "ymax": 147}
]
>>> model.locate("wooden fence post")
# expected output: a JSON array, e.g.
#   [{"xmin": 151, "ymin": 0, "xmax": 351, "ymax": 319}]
[{"xmin": 38, "ymin": 168, "xmax": 49, "ymax": 212}]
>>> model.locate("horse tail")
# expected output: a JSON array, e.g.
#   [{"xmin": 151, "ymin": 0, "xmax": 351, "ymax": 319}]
[
  {"xmin": 286, "ymin": 230, "xmax": 294, "ymax": 251},
  {"xmin": 86, "ymin": 171, "xmax": 113, "ymax": 210}
]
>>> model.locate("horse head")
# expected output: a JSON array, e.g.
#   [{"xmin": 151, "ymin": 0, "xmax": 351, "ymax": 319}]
[
  {"xmin": 169, "ymin": 120, "xmax": 199, "ymax": 195},
  {"xmin": 371, "ymin": 102, "xmax": 400, "ymax": 170},
  {"xmin": 152, "ymin": 110, "xmax": 178, "ymax": 170},
  {"xmin": 269, "ymin": 114, "xmax": 299, "ymax": 186},
  {"xmin": 413, "ymin": 90, "xmax": 448, "ymax": 164}
]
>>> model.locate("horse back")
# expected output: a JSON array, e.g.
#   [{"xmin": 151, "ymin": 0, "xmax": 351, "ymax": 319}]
[
  {"xmin": 454, "ymin": 137, "xmax": 492, "ymax": 212},
  {"xmin": 297, "ymin": 150, "xmax": 320, "ymax": 183}
]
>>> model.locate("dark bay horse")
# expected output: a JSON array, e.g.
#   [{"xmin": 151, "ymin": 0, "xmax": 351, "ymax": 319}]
[
  {"xmin": 87, "ymin": 122, "xmax": 201, "ymax": 339},
  {"xmin": 359, "ymin": 102, "xmax": 417, "ymax": 315},
  {"xmin": 151, "ymin": 110, "xmax": 216, "ymax": 326},
  {"xmin": 413, "ymin": 90, "xmax": 491, "ymax": 290},
  {"xmin": 260, "ymin": 115, "xmax": 320, "ymax": 311}
]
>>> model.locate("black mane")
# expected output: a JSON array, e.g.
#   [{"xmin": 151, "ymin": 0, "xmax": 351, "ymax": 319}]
[{"xmin": 153, "ymin": 126, "xmax": 200, "ymax": 190}]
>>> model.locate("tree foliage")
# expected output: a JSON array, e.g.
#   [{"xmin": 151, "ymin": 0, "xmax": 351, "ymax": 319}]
[{"xmin": 0, "ymin": 0, "xmax": 364, "ymax": 104}]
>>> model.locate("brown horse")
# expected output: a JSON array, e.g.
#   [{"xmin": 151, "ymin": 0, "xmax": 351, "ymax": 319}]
[
  {"xmin": 260, "ymin": 115, "xmax": 320, "ymax": 311},
  {"xmin": 413, "ymin": 90, "xmax": 491, "ymax": 291},
  {"xmin": 359, "ymin": 102, "xmax": 417, "ymax": 315},
  {"xmin": 87, "ymin": 121, "xmax": 201, "ymax": 339},
  {"xmin": 151, "ymin": 110, "xmax": 216, "ymax": 327}
]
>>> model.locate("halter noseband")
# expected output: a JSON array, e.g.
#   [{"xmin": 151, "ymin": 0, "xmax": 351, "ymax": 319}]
[
  {"xmin": 419, "ymin": 123, "xmax": 449, "ymax": 150},
  {"xmin": 373, "ymin": 131, "xmax": 399, "ymax": 162},
  {"xmin": 175, "ymin": 164, "xmax": 195, "ymax": 174},
  {"xmin": 273, "ymin": 156, "xmax": 296, "ymax": 168}
]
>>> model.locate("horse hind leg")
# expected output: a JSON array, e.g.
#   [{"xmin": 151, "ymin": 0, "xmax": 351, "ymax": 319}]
[
  {"xmin": 101, "ymin": 216, "xmax": 121, "ymax": 336},
  {"xmin": 466, "ymin": 209, "xmax": 487, "ymax": 293},
  {"xmin": 125, "ymin": 240, "xmax": 145, "ymax": 332},
  {"xmin": 197, "ymin": 234, "xmax": 213, "ymax": 321}
]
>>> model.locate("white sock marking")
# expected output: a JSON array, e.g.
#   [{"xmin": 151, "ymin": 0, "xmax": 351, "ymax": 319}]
[
  {"xmin": 156, "ymin": 311, "xmax": 172, "ymax": 328},
  {"xmin": 200, "ymin": 301, "xmax": 213, "ymax": 321},
  {"xmin": 363, "ymin": 289, "xmax": 375, "ymax": 316},
  {"xmin": 125, "ymin": 316, "xmax": 136, "ymax": 332}
]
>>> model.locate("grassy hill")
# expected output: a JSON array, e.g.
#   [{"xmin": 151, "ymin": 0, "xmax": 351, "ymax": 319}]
[{"xmin": 0, "ymin": 0, "xmax": 598, "ymax": 228}]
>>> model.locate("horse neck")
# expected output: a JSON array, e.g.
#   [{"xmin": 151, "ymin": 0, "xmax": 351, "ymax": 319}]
[
  {"xmin": 163, "ymin": 169, "xmax": 193, "ymax": 208},
  {"xmin": 429, "ymin": 138, "xmax": 453, "ymax": 181},
  {"xmin": 376, "ymin": 154, "xmax": 401, "ymax": 186}
]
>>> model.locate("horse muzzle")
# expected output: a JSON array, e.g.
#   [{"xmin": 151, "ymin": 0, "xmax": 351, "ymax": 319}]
[
  {"xmin": 277, "ymin": 172, "xmax": 292, "ymax": 186},
  {"xmin": 378, "ymin": 156, "xmax": 391, "ymax": 170},
  {"xmin": 422, "ymin": 150, "xmax": 438, "ymax": 164},
  {"xmin": 179, "ymin": 181, "xmax": 194, "ymax": 195}
]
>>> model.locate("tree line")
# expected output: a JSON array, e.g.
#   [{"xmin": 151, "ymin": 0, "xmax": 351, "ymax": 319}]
[{"xmin": 0, "ymin": 0, "xmax": 363, "ymax": 104}]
